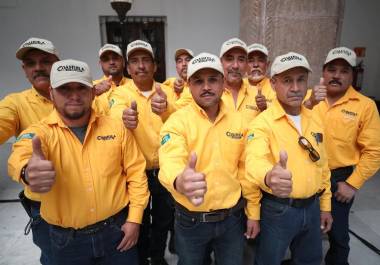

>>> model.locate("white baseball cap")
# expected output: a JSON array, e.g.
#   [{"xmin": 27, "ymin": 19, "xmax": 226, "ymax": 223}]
[
  {"xmin": 324, "ymin": 47, "xmax": 356, "ymax": 67},
  {"xmin": 50, "ymin": 59, "xmax": 93, "ymax": 89},
  {"xmin": 271, "ymin": 52, "xmax": 312, "ymax": 78},
  {"xmin": 16, "ymin": 37, "xmax": 59, "ymax": 60},
  {"xmin": 99, "ymin": 44, "xmax": 123, "ymax": 58},
  {"xmin": 219, "ymin": 38, "xmax": 247, "ymax": 58},
  {"xmin": 187, "ymin": 53, "xmax": 224, "ymax": 81},
  {"xmin": 175, "ymin": 48, "xmax": 194, "ymax": 60},
  {"xmin": 127, "ymin": 40, "xmax": 154, "ymax": 59},
  {"xmin": 247, "ymin": 43, "xmax": 269, "ymax": 56}
]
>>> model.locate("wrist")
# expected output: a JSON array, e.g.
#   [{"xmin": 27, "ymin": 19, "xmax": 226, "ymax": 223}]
[{"xmin": 20, "ymin": 165, "xmax": 29, "ymax": 185}]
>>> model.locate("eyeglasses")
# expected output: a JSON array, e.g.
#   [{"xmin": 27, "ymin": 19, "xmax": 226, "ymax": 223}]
[{"xmin": 298, "ymin": 136, "xmax": 320, "ymax": 162}]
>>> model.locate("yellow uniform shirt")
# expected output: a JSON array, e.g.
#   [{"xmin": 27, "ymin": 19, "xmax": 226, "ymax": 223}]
[
  {"xmin": 109, "ymin": 81, "xmax": 177, "ymax": 170},
  {"xmin": 222, "ymin": 82, "xmax": 260, "ymax": 127},
  {"xmin": 246, "ymin": 100, "xmax": 331, "ymax": 211},
  {"xmin": 93, "ymin": 75, "xmax": 130, "ymax": 114},
  {"xmin": 312, "ymin": 86, "xmax": 380, "ymax": 189},
  {"xmin": 163, "ymin": 77, "xmax": 193, "ymax": 109},
  {"xmin": 0, "ymin": 87, "xmax": 54, "ymax": 201},
  {"xmin": 159, "ymin": 101, "xmax": 261, "ymax": 220},
  {"xmin": 243, "ymin": 77, "xmax": 277, "ymax": 106},
  {"xmin": 8, "ymin": 109, "xmax": 149, "ymax": 229}
]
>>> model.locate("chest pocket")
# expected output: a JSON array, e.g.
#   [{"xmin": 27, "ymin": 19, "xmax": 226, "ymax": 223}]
[{"xmin": 329, "ymin": 114, "xmax": 358, "ymax": 143}]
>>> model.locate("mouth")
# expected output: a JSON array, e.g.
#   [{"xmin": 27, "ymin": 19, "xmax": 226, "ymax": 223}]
[
  {"xmin": 329, "ymin": 80, "xmax": 342, "ymax": 87},
  {"xmin": 200, "ymin": 92, "xmax": 215, "ymax": 98},
  {"xmin": 250, "ymin": 70, "xmax": 263, "ymax": 76},
  {"xmin": 33, "ymin": 73, "xmax": 49, "ymax": 81}
]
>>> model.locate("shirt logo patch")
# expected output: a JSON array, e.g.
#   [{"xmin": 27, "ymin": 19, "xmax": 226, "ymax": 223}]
[
  {"xmin": 97, "ymin": 135, "xmax": 116, "ymax": 141},
  {"xmin": 341, "ymin": 109, "xmax": 357, "ymax": 117},
  {"xmin": 247, "ymin": 133, "xmax": 254, "ymax": 141},
  {"xmin": 109, "ymin": 98, "xmax": 115, "ymax": 108},
  {"xmin": 246, "ymin": 105, "xmax": 259, "ymax": 111},
  {"xmin": 311, "ymin": 132, "xmax": 323, "ymax": 144},
  {"xmin": 226, "ymin": 131, "xmax": 243, "ymax": 140},
  {"xmin": 16, "ymin": 133, "xmax": 35, "ymax": 142},
  {"xmin": 161, "ymin": 134, "xmax": 171, "ymax": 145}
]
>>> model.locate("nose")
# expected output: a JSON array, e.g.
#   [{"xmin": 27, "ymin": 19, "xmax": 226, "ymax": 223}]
[
  {"xmin": 232, "ymin": 59, "xmax": 239, "ymax": 69},
  {"xmin": 290, "ymin": 80, "xmax": 300, "ymax": 92}
]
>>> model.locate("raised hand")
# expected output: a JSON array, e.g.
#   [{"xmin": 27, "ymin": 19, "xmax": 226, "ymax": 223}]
[
  {"xmin": 122, "ymin": 100, "xmax": 138, "ymax": 129},
  {"xmin": 151, "ymin": 84, "xmax": 168, "ymax": 115},
  {"xmin": 265, "ymin": 150, "xmax": 292, "ymax": 198}
]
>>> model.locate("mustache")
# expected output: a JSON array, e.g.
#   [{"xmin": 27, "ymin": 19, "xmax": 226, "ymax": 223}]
[
  {"xmin": 228, "ymin": 71, "xmax": 242, "ymax": 77},
  {"xmin": 329, "ymin": 79, "xmax": 342, "ymax": 86},
  {"xmin": 33, "ymin": 72, "xmax": 49, "ymax": 79},
  {"xmin": 250, "ymin": 68, "xmax": 263, "ymax": 74},
  {"xmin": 200, "ymin": 91, "xmax": 215, "ymax": 97},
  {"xmin": 288, "ymin": 92, "xmax": 303, "ymax": 97}
]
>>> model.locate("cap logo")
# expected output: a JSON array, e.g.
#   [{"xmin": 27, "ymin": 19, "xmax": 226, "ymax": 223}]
[
  {"xmin": 280, "ymin": 55, "xmax": 303, "ymax": 62},
  {"xmin": 23, "ymin": 40, "xmax": 46, "ymax": 47},
  {"xmin": 226, "ymin": 40, "xmax": 244, "ymax": 46},
  {"xmin": 332, "ymin": 49, "xmax": 352, "ymax": 56},
  {"xmin": 57, "ymin": 65, "xmax": 85, "ymax": 72},
  {"xmin": 192, "ymin": 56, "xmax": 215, "ymax": 64},
  {"xmin": 131, "ymin": 41, "xmax": 148, "ymax": 48}
]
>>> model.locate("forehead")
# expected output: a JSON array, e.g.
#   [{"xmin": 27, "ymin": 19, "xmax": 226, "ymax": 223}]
[
  {"xmin": 128, "ymin": 49, "xmax": 153, "ymax": 60},
  {"xmin": 191, "ymin": 68, "xmax": 221, "ymax": 79},
  {"xmin": 248, "ymin": 51, "xmax": 267, "ymax": 59},
  {"xmin": 22, "ymin": 49, "xmax": 56, "ymax": 61},
  {"xmin": 277, "ymin": 67, "xmax": 308, "ymax": 78},
  {"xmin": 54, "ymin": 82, "xmax": 92, "ymax": 90},
  {"xmin": 176, "ymin": 53, "xmax": 192, "ymax": 61},
  {"xmin": 325, "ymin": 59, "xmax": 352, "ymax": 69},
  {"xmin": 223, "ymin": 47, "xmax": 247, "ymax": 58}
]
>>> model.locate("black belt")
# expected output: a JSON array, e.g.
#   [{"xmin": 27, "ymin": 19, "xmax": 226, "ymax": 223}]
[
  {"xmin": 262, "ymin": 191, "xmax": 324, "ymax": 208},
  {"xmin": 175, "ymin": 198, "xmax": 246, "ymax": 223},
  {"xmin": 331, "ymin": 166, "xmax": 354, "ymax": 178},
  {"xmin": 51, "ymin": 207, "xmax": 128, "ymax": 235}
]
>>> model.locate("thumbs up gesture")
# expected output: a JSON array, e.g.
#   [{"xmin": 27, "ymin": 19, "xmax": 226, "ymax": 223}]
[
  {"xmin": 174, "ymin": 78, "xmax": 185, "ymax": 94},
  {"xmin": 151, "ymin": 84, "xmax": 168, "ymax": 115},
  {"xmin": 264, "ymin": 150, "xmax": 292, "ymax": 198},
  {"xmin": 255, "ymin": 85, "xmax": 267, "ymax": 112},
  {"xmin": 25, "ymin": 136, "xmax": 56, "ymax": 193},
  {"xmin": 122, "ymin": 100, "xmax": 138, "ymax": 129},
  {"xmin": 94, "ymin": 76, "xmax": 113, "ymax": 96},
  {"xmin": 175, "ymin": 152, "xmax": 207, "ymax": 206},
  {"xmin": 305, "ymin": 77, "xmax": 327, "ymax": 109}
]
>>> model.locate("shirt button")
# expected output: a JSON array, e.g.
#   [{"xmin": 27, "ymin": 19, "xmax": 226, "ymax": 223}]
[
  {"xmin": 90, "ymin": 208, "xmax": 95, "ymax": 212},
  {"xmin": 88, "ymin": 188, "xmax": 93, "ymax": 192}
]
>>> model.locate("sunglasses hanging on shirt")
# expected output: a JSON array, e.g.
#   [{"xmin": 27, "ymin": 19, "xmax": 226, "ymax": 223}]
[{"xmin": 298, "ymin": 136, "xmax": 320, "ymax": 162}]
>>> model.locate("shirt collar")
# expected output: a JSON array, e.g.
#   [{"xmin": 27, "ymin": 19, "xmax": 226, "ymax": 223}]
[
  {"xmin": 45, "ymin": 108, "xmax": 100, "ymax": 128},
  {"xmin": 271, "ymin": 98, "xmax": 311, "ymax": 120},
  {"xmin": 190, "ymin": 99, "xmax": 227, "ymax": 124}
]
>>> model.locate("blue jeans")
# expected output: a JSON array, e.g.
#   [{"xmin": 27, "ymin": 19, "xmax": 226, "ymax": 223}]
[
  {"xmin": 30, "ymin": 201, "xmax": 52, "ymax": 265},
  {"xmin": 175, "ymin": 208, "xmax": 244, "ymax": 265},
  {"xmin": 255, "ymin": 198, "xmax": 322, "ymax": 265},
  {"xmin": 325, "ymin": 167, "xmax": 354, "ymax": 265},
  {"xmin": 49, "ymin": 209, "xmax": 138, "ymax": 265}
]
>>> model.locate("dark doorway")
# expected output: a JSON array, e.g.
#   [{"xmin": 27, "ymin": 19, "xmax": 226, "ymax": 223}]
[{"xmin": 99, "ymin": 16, "xmax": 167, "ymax": 82}]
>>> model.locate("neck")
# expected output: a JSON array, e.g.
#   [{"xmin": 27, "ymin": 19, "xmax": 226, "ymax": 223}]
[
  {"xmin": 34, "ymin": 87, "xmax": 51, "ymax": 101},
  {"xmin": 326, "ymin": 89, "xmax": 348, "ymax": 106},
  {"xmin": 110, "ymin": 75, "xmax": 123, "ymax": 86},
  {"xmin": 280, "ymin": 103, "xmax": 301, "ymax": 116},
  {"xmin": 204, "ymin": 104, "xmax": 220, "ymax": 122},
  {"xmin": 134, "ymin": 79, "xmax": 154, "ymax": 92},
  {"xmin": 61, "ymin": 112, "xmax": 91, "ymax": 128}
]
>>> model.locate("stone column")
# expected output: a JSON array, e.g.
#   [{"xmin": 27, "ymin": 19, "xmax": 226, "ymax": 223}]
[{"xmin": 240, "ymin": 0, "xmax": 345, "ymax": 85}]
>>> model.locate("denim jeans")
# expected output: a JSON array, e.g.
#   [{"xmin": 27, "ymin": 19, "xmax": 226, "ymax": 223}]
[
  {"xmin": 138, "ymin": 169, "xmax": 174, "ymax": 264},
  {"xmin": 174, "ymin": 208, "xmax": 245, "ymax": 265},
  {"xmin": 30, "ymin": 201, "xmax": 52, "ymax": 265},
  {"xmin": 255, "ymin": 198, "xmax": 322, "ymax": 265},
  {"xmin": 325, "ymin": 166, "xmax": 354, "ymax": 265},
  {"xmin": 49, "ymin": 209, "xmax": 138, "ymax": 265}
]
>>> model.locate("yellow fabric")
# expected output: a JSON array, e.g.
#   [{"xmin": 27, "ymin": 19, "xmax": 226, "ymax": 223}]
[
  {"xmin": 312, "ymin": 86, "xmax": 380, "ymax": 189},
  {"xmin": 163, "ymin": 77, "xmax": 193, "ymax": 109},
  {"xmin": 222, "ymin": 81, "xmax": 260, "ymax": 127},
  {"xmin": 246, "ymin": 100, "xmax": 331, "ymax": 211},
  {"xmin": 243, "ymin": 77, "xmax": 277, "ymax": 107},
  {"xmin": 8, "ymin": 109, "xmax": 149, "ymax": 229},
  {"xmin": 158, "ymin": 100, "xmax": 261, "ymax": 220},
  {"xmin": 93, "ymin": 75, "xmax": 130, "ymax": 114},
  {"xmin": 0, "ymin": 87, "xmax": 54, "ymax": 201},
  {"xmin": 109, "ymin": 81, "xmax": 177, "ymax": 169}
]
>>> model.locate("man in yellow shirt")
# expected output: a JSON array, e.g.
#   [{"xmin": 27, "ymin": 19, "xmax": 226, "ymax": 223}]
[
  {"xmin": 245, "ymin": 43, "xmax": 276, "ymax": 112},
  {"xmin": 159, "ymin": 52, "xmax": 260, "ymax": 265},
  {"xmin": 109, "ymin": 40, "xmax": 177, "ymax": 265},
  {"xmin": 0, "ymin": 37, "xmax": 59, "ymax": 264},
  {"xmin": 310, "ymin": 47, "xmax": 380, "ymax": 265},
  {"xmin": 246, "ymin": 52, "xmax": 332, "ymax": 265},
  {"xmin": 8, "ymin": 59, "xmax": 149, "ymax": 265},
  {"xmin": 220, "ymin": 38, "xmax": 259, "ymax": 126},
  {"xmin": 93, "ymin": 44, "xmax": 130, "ymax": 112},
  {"xmin": 163, "ymin": 48, "xmax": 194, "ymax": 102}
]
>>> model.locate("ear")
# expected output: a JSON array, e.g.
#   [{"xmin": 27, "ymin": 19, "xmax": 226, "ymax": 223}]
[
  {"xmin": 153, "ymin": 62, "xmax": 158, "ymax": 74},
  {"xmin": 91, "ymin": 86, "xmax": 96, "ymax": 100},
  {"xmin": 49, "ymin": 86, "xmax": 54, "ymax": 101}
]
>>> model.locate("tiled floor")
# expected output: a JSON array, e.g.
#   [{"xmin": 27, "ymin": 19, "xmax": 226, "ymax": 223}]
[{"xmin": 0, "ymin": 142, "xmax": 379, "ymax": 265}]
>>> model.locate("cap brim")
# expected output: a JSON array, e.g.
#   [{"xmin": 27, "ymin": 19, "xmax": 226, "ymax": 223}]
[
  {"xmin": 221, "ymin": 46, "xmax": 247, "ymax": 58},
  {"xmin": 127, "ymin": 48, "xmax": 154, "ymax": 59},
  {"xmin": 248, "ymin": 49, "xmax": 268, "ymax": 56},
  {"xmin": 99, "ymin": 49, "xmax": 123, "ymax": 58},
  {"xmin": 175, "ymin": 49, "xmax": 193, "ymax": 60},
  {"xmin": 52, "ymin": 79, "xmax": 93, "ymax": 89},
  {"xmin": 324, "ymin": 57, "xmax": 355, "ymax": 67},
  {"xmin": 271, "ymin": 66, "xmax": 312, "ymax": 78}
]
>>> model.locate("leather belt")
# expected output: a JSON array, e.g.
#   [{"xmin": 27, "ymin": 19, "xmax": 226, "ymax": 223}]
[{"xmin": 262, "ymin": 190, "xmax": 324, "ymax": 208}]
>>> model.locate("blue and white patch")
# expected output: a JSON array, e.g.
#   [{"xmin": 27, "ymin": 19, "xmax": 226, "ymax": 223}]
[
  {"xmin": 161, "ymin": 134, "xmax": 171, "ymax": 145},
  {"xmin": 109, "ymin": 98, "xmax": 115, "ymax": 108},
  {"xmin": 16, "ymin": 133, "xmax": 35, "ymax": 142},
  {"xmin": 247, "ymin": 133, "xmax": 255, "ymax": 141}
]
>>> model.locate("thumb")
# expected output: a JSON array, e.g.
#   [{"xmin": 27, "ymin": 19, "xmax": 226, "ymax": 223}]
[
  {"xmin": 130, "ymin": 100, "xmax": 137, "ymax": 111},
  {"xmin": 257, "ymin": 85, "xmax": 262, "ymax": 96},
  {"xmin": 32, "ymin": 136, "xmax": 45, "ymax": 160},
  {"xmin": 319, "ymin": 77, "xmax": 324, "ymax": 86},
  {"xmin": 155, "ymin": 84, "xmax": 165, "ymax": 97},
  {"xmin": 278, "ymin": 150, "xmax": 288, "ymax": 169},
  {"xmin": 187, "ymin": 151, "xmax": 197, "ymax": 170}
]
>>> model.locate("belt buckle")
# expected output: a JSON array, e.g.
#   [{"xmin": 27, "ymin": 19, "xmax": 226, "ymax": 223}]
[{"xmin": 200, "ymin": 211, "xmax": 225, "ymax": 223}]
